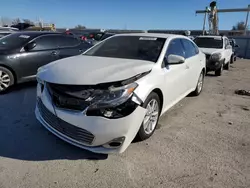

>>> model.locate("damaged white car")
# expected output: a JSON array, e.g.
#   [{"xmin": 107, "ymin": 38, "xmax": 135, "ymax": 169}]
[{"xmin": 35, "ymin": 33, "xmax": 206, "ymax": 154}]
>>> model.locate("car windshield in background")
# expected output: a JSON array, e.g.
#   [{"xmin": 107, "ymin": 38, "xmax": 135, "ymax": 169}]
[
  {"xmin": 194, "ymin": 37, "xmax": 223, "ymax": 49},
  {"xmin": 100, "ymin": 33, "xmax": 114, "ymax": 41},
  {"xmin": 84, "ymin": 36, "xmax": 166, "ymax": 62},
  {"xmin": 0, "ymin": 33, "xmax": 31, "ymax": 48}
]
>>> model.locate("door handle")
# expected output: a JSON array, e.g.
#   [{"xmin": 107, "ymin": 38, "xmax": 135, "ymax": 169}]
[
  {"xmin": 185, "ymin": 65, "xmax": 190, "ymax": 69},
  {"xmin": 51, "ymin": 51, "xmax": 58, "ymax": 55},
  {"xmin": 79, "ymin": 49, "xmax": 83, "ymax": 53}
]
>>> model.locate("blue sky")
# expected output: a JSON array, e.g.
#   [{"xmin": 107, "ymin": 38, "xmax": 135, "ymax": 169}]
[{"xmin": 0, "ymin": 0, "xmax": 249, "ymax": 30}]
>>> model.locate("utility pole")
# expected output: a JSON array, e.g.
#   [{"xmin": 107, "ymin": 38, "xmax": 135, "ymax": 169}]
[{"xmin": 196, "ymin": 4, "xmax": 250, "ymax": 35}]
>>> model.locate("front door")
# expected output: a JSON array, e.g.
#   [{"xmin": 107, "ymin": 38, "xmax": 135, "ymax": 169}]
[
  {"xmin": 19, "ymin": 35, "xmax": 60, "ymax": 79},
  {"xmin": 162, "ymin": 39, "xmax": 189, "ymax": 107}
]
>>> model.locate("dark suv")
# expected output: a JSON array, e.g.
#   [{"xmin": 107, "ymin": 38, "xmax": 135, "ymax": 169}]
[{"xmin": 0, "ymin": 32, "xmax": 92, "ymax": 93}]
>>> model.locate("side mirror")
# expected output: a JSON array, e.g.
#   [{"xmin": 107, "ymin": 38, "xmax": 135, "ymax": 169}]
[
  {"xmin": 234, "ymin": 44, "xmax": 239, "ymax": 48},
  {"xmin": 24, "ymin": 42, "xmax": 36, "ymax": 51},
  {"xmin": 167, "ymin": 54, "xmax": 185, "ymax": 65}
]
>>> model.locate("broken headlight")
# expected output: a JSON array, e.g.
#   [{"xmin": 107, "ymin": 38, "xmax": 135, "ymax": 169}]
[{"xmin": 86, "ymin": 82, "xmax": 139, "ymax": 118}]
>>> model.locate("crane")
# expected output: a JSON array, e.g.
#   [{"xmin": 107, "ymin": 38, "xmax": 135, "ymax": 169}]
[{"xmin": 196, "ymin": 1, "xmax": 250, "ymax": 35}]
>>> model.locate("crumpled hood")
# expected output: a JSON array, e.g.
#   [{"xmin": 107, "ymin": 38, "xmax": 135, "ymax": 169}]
[
  {"xmin": 37, "ymin": 55, "xmax": 154, "ymax": 85},
  {"xmin": 200, "ymin": 48, "xmax": 223, "ymax": 55}
]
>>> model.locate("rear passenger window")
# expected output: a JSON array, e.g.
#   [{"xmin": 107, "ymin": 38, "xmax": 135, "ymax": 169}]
[
  {"xmin": 165, "ymin": 39, "xmax": 185, "ymax": 58},
  {"xmin": 57, "ymin": 36, "xmax": 80, "ymax": 48},
  {"xmin": 32, "ymin": 35, "xmax": 59, "ymax": 51},
  {"xmin": 181, "ymin": 39, "xmax": 197, "ymax": 58}
]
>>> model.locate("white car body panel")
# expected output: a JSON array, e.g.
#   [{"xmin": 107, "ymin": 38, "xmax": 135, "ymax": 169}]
[
  {"xmin": 200, "ymin": 48, "xmax": 224, "ymax": 55},
  {"xmin": 35, "ymin": 33, "xmax": 206, "ymax": 154}
]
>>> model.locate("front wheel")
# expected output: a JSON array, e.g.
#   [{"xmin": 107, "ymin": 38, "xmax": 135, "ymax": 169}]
[
  {"xmin": 136, "ymin": 92, "xmax": 161, "ymax": 141},
  {"xmin": 0, "ymin": 66, "xmax": 14, "ymax": 93},
  {"xmin": 215, "ymin": 64, "xmax": 223, "ymax": 76},
  {"xmin": 191, "ymin": 71, "xmax": 204, "ymax": 96}
]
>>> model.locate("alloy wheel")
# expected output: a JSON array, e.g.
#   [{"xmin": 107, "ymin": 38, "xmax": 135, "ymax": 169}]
[
  {"xmin": 0, "ymin": 70, "xmax": 11, "ymax": 91},
  {"xmin": 197, "ymin": 72, "xmax": 204, "ymax": 94},
  {"xmin": 143, "ymin": 99, "xmax": 159, "ymax": 135}
]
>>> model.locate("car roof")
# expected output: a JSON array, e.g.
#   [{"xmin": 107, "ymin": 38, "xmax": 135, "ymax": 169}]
[
  {"xmin": 113, "ymin": 33, "xmax": 187, "ymax": 39},
  {"xmin": 10, "ymin": 31, "xmax": 61, "ymax": 37},
  {"xmin": 196, "ymin": 35, "xmax": 225, "ymax": 39}
]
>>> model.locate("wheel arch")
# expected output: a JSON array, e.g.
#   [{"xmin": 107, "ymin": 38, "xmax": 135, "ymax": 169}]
[{"xmin": 138, "ymin": 88, "xmax": 164, "ymax": 113}]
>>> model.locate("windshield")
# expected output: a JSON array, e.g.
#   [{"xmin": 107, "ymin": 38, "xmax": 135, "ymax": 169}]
[
  {"xmin": 0, "ymin": 33, "xmax": 31, "ymax": 49},
  {"xmin": 194, "ymin": 37, "xmax": 223, "ymax": 49},
  {"xmin": 84, "ymin": 36, "xmax": 166, "ymax": 62},
  {"xmin": 100, "ymin": 33, "xmax": 114, "ymax": 41}
]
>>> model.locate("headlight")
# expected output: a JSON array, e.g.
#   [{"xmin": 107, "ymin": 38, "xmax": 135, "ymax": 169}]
[
  {"xmin": 211, "ymin": 53, "xmax": 222, "ymax": 61},
  {"xmin": 87, "ymin": 82, "xmax": 138, "ymax": 110}
]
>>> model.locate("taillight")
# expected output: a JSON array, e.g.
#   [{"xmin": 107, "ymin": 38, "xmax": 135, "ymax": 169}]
[{"xmin": 81, "ymin": 36, "xmax": 87, "ymax": 40}]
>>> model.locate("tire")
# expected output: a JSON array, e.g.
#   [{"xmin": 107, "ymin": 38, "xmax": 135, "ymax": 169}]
[
  {"xmin": 230, "ymin": 56, "xmax": 234, "ymax": 64},
  {"xmin": 224, "ymin": 61, "xmax": 230, "ymax": 70},
  {"xmin": 191, "ymin": 71, "xmax": 204, "ymax": 96},
  {"xmin": 215, "ymin": 64, "xmax": 223, "ymax": 76},
  {"xmin": 0, "ymin": 66, "xmax": 14, "ymax": 93},
  {"xmin": 136, "ymin": 92, "xmax": 161, "ymax": 141}
]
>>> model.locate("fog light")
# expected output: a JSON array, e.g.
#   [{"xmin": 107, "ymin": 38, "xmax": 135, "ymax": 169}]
[
  {"xmin": 103, "ymin": 137, "xmax": 125, "ymax": 149},
  {"xmin": 102, "ymin": 110, "xmax": 113, "ymax": 118}
]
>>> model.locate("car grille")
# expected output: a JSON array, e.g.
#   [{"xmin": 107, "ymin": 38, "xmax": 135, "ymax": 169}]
[
  {"xmin": 47, "ymin": 83, "xmax": 91, "ymax": 111},
  {"xmin": 37, "ymin": 98, "xmax": 95, "ymax": 145}
]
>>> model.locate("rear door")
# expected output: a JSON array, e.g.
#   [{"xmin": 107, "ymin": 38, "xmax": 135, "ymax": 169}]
[
  {"xmin": 181, "ymin": 38, "xmax": 201, "ymax": 90},
  {"xmin": 19, "ymin": 35, "xmax": 60, "ymax": 78},
  {"xmin": 56, "ymin": 36, "xmax": 88, "ymax": 59}
]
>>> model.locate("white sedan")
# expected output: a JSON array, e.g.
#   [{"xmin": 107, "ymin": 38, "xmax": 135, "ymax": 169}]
[{"xmin": 35, "ymin": 33, "xmax": 206, "ymax": 154}]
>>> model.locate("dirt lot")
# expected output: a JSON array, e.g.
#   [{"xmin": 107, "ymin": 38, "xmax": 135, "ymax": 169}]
[{"xmin": 0, "ymin": 59, "xmax": 249, "ymax": 188}]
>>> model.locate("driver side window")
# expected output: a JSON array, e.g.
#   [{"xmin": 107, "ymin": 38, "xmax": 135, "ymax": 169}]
[{"xmin": 164, "ymin": 39, "xmax": 185, "ymax": 66}]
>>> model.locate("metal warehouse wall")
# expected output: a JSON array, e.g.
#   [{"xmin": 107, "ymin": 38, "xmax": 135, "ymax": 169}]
[{"xmin": 231, "ymin": 36, "xmax": 250, "ymax": 59}]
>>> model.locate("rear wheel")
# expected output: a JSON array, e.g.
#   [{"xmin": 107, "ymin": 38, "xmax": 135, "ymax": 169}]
[
  {"xmin": 0, "ymin": 66, "xmax": 14, "ymax": 93},
  {"xmin": 230, "ymin": 55, "xmax": 234, "ymax": 64},
  {"xmin": 137, "ymin": 92, "xmax": 161, "ymax": 141},
  {"xmin": 224, "ymin": 61, "xmax": 230, "ymax": 70}
]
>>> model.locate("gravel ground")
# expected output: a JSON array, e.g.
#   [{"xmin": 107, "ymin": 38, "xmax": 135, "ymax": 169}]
[{"xmin": 0, "ymin": 59, "xmax": 250, "ymax": 188}]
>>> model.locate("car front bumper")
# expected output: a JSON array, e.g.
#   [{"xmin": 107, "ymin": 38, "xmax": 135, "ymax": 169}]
[
  {"xmin": 35, "ymin": 84, "xmax": 147, "ymax": 154},
  {"xmin": 206, "ymin": 59, "xmax": 224, "ymax": 71}
]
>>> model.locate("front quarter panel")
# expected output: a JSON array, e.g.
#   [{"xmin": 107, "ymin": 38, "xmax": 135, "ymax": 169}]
[
  {"xmin": 0, "ymin": 54, "xmax": 21, "ymax": 79},
  {"xmin": 134, "ymin": 68, "xmax": 165, "ymax": 105}
]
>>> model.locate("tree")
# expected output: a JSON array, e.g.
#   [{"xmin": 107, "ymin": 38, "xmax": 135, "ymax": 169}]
[
  {"xmin": 232, "ymin": 21, "xmax": 248, "ymax": 31},
  {"xmin": 12, "ymin": 18, "xmax": 21, "ymax": 25},
  {"xmin": 22, "ymin": 19, "xmax": 34, "ymax": 25},
  {"xmin": 74, "ymin": 24, "xmax": 86, "ymax": 29}
]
